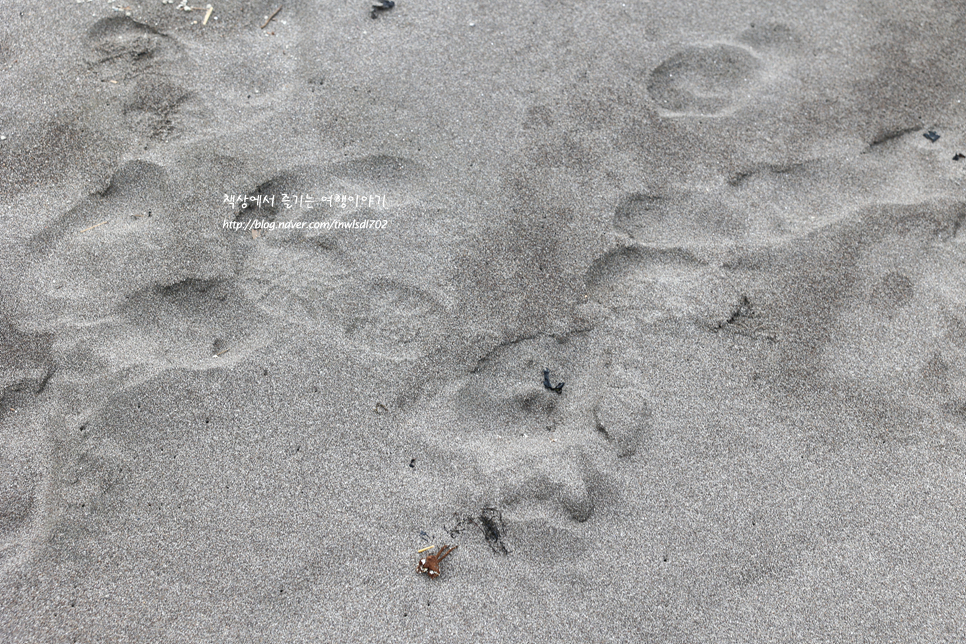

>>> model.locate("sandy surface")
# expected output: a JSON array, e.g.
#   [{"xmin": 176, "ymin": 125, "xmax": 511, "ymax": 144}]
[{"xmin": 2, "ymin": 0, "xmax": 965, "ymax": 641}]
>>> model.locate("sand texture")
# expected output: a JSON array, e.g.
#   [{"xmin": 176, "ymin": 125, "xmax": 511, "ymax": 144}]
[{"xmin": 2, "ymin": 0, "xmax": 966, "ymax": 641}]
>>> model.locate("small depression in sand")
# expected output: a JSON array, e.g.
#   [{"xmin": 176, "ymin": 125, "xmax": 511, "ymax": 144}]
[{"xmin": 647, "ymin": 43, "xmax": 762, "ymax": 116}]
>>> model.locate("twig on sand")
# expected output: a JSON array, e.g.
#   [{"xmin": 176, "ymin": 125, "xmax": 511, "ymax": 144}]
[
  {"xmin": 80, "ymin": 221, "xmax": 108, "ymax": 233},
  {"xmin": 261, "ymin": 5, "xmax": 282, "ymax": 28},
  {"xmin": 416, "ymin": 545, "xmax": 435, "ymax": 554},
  {"xmin": 203, "ymin": 4, "xmax": 213, "ymax": 24},
  {"xmin": 543, "ymin": 368, "xmax": 564, "ymax": 394}
]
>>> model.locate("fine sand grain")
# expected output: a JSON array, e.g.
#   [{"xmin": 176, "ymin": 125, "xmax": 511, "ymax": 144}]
[{"xmin": 2, "ymin": 0, "xmax": 965, "ymax": 642}]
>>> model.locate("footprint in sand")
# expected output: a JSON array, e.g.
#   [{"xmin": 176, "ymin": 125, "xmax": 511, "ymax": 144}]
[
  {"xmin": 122, "ymin": 78, "xmax": 193, "ymax": 142},
  {"xmin": 86, "ymin": 16, "xmax": 182, "ymax": 81},
  {"xmin": 647, "ymin": 43, "xmax": 763, "ymax": 116},
  {"xmin": 221, "ymin": 157, "xmax": 442, "ymax": 360},
  {"xmin": 120, "ymin": 276, "xmax": 274, "ymax": 366},
  {"xmin": 405, "ymin": 334, "xmax": 653, "ymax": 562},
  {"xmin": 337, "ymin": 279, "xmax": 449, "ymax": 361}
]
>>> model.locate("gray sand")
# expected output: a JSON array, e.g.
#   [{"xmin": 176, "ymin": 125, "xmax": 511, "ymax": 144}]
[{"xmin": 2, "ymin": 0, "xmax": 965, "ymax": 641}]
